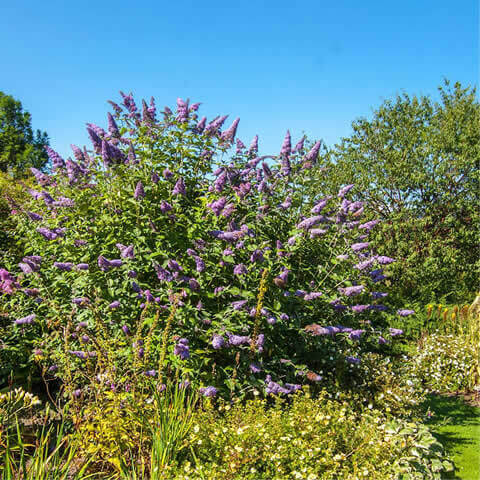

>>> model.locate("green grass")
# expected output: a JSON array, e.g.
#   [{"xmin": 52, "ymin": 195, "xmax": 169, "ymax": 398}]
[{"xmin": 423, "ymin": 394, "xmax": 480, "ymax": 480}]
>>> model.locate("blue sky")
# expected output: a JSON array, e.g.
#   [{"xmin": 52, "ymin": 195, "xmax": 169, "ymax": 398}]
[{"xmin": 1, "ymin": 0, "xmax": 477, "ymax": 159}]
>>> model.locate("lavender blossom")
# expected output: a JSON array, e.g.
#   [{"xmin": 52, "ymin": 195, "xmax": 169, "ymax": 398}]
[
  {"xmin": 397, "ymin": 309, "xmax": 415, "ymax": 316},
  {"xmin": 338, "ymin": 184, "xmax": 354, "ymax": 198},
  {"xmin": 231, "ymin": 300, "xmax": 248, "ymax": 310},
  {"xmin": 351, "ymin": 242, "xmax": 370, "ymax": 252},
  {"xmin": 389, "ymin": 328, "xmax": 404, "ymax": 336},
  {"xmin": 247, "ymin": 135, "xmax": 258, "ymax": 156},
  {"xmin": 279, "ymin": 196, "xmax": 292, "ymax": 209},
  {"xmin": 280, "ymin": 130, "xmax": 291, "ymax": 157},
  {"xmin": 174, "ymin": 338, "xmax": 190, "ymax": 360},
  {"xmin": 377, "ymin": 256, "xmax": 395, "ymax": 265},
  {"xmin": 76, "ymin": 263, "xmax": 89, "ymax": 270},
  {"xmin": 227, "ymin": 333, "xmax": 250, "ymax": 346},
  {"xmin": 346, "ymin": 356, "xmax": 361, "ymax": 364},
  {"xmin": 304, "ymin": 292, "xmax": 323, "ymax": 301},
  {"xmin": 292, "ymin": 136, "xmax": 305, "ymax": 152},
  {"xmin": 14, "ymin": 314, "xmax": 36, "ymax": 325},
  {"xmin": 45, "ymin": 146, "xmax": 65, "ymax": 169},
  {"xmin": 163, "ymin": 168, "xmax": 173, "ymax": 179},
  {"xmin": 233, "ymin": 263, "xmax": 247, "ymax": 275},
  {"xmin": 359, "ymin": 220, "xmax": 380, "ymax": 231},
  {"xmin": 53, "ymin": 262, "xmax": 73, "ymax": 271},
  {"xmin": 354, "ymin": 258, "xmax": 375, "ymax": 271},
  {"xmin": 311, "ymin": 197, "xmax": 331, "ymax": 214},
  {"xmin": 303, "ymin": 140, "xmax": 321, "ymax": 166},
  {"xmin": 351, "ymin": 305, "xmax": 370, "ymax": 314},
  {"xmin": 297, "ymin": 216, "xmax": 323, "ymax": 230},
  {"xmin": 199, "ymin": 386, "xmax": 218, "ymax": 397},
  {"xmin": 309, "ymin": 228, "xmax": 327, "ymax": 238},
  {"xmin": 172, "ymin": 177, "xmax": 186, "ymax": 195},
  {"xmin": 72, "ymin": 297, "xmax": 90, "ymax": 307},
  {"xmin": 27, "ymin": 211, "xmax": 43, "ymax": 221},
  {"xmin": 250, "ymin": 363, "xmax": 262, "ymax": 373},
  {"xmin": 338, "ymin": 285, "xmax": 365, "ymax": 297},
  {"xmin": 134, "ymin": 181, "xmax": 145, "ymax": 200},
  {"xmin": 212, "ymin": 334, "xmax": 226, "ymax": 349},
  {"xmin": 109, "ymin": 301, "xmax": 121, "ymax": 309},
  {"xmin": 176, "ymin": 98, "xmax": 189, "ymax": 122},
  {"xmin": 220, "ymin": 117, "xmax": 240, "ymax": 143}
]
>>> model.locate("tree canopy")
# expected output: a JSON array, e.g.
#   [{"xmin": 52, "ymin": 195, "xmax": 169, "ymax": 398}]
[
  {"xmin": 0, "ymin": 92, "xmax": 49, "ymax": 175},
  {"xmin": 315, "ymin": 80, "xmax": 479, "ymax": 303}
]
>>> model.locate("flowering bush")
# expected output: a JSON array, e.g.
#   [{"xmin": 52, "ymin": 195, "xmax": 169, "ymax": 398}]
[
  {"xmin": 2, "ymin": 93, "xmax": 412, "ymax": 399},
  {"xmin": 410, "ymin": 333, "xmax": 478, "ymax": 392},
  {"xmin": 168, "ymin": 390, "xmax": 453, "ymax": 480}
]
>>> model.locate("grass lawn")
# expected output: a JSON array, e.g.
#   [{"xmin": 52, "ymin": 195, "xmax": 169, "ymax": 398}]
[{"xmin": 423, "ymin": 394, "xmax": 480, "ymax": 480}]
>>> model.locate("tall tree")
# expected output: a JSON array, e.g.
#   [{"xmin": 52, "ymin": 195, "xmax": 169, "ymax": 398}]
[
  {"xmin": 0, "ymin": 92, "xmax": 49, "ymax": 175},
  {"xmin": 314, "ymin": 80, "xmax": 479, "ymax": 303}
]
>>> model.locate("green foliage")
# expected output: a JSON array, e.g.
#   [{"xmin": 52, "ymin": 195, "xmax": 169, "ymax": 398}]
[
  {"xmin": 409, "ymin": 333, "xmax": 478, "ymax": 393},
  {"xmin": 2, "ymin": 93, "xmax": 407, "ymax": 401},
  {"xmin": 315, "ymin": 80, "xmax": 479, "ymax": 305},
  {"xmin": 166, "ymin": 390, "xmax": 453, "ymax": 479},
  {"xmin": 0, "ymin": 92, "xmax": 49, "ymax": 175},
  {"xmin": 1, "ymin": 413, "xmax": 95, "ymax": 480}
]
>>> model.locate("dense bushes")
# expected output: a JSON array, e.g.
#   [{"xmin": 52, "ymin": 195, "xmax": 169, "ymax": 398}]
[
  {"xmin": 313, "ymin": 80, "xmax": 479, "ymax": 305},
  {"xmin": 1, "ymin": 93, "xmax": 412, "ymax": 401},
  {"xmin": 168, "ymin": 390, "xmax": 453, "ymax": 480}
]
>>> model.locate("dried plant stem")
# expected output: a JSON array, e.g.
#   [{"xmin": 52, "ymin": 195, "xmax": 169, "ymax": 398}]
[{"xmin": 250, "ymin": 268, "xmax": 269, "ymax": 355}]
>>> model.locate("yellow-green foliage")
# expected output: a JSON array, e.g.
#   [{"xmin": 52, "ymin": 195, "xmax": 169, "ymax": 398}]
[
  {"xmin": 169, "ymin": 390, "xmax": 453, "ymax": 480},
  {"xmin": 420, "ymin": 297, "xmax": 480, "ymax": 391}
]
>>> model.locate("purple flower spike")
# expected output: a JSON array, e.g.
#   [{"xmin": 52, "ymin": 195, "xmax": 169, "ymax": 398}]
[
  {"xmin": 54, "ymin": 262, "xmax": 73, "ymax": 272},
  {"xmin": 233, "ymin": 263, "xmax": 247, "ymax": 275},
  {"xmin": 212, "ymin": 334, "xmax": 225, "ymax": 349},
  {"xmin": 109, "ymin": 301, "xmax": 121, "ymax": 309},
  {"xmin": 339, "ymin": 285, "xmax": 365, "ymax": 297},
  {"xmin": 45, "ymin": 146, "xmax": 65, "ymax": 169},
  {"xmin": 250, "ymin": 363, "xmax": 262, "ymax": 373},
  {"xmin": 176, "ymin": 98, "xmax": 189, "ymax": 122},
  {"xmin": 172, "ymin": 177, "xmax": 186, "ymax": 196},
  {"xmin": 121, "ymin": 325, "xmax": 130, "ymax": 335},
  {"xmin": 389, "ymin": 328, "xmax": 404, "ymax": 336},
  {"xmin": 346, "ymin": 356, "xmax": 361, "ymax": 364},
  {"xmin": 338, "ymin": 184, "xmax": 354, "ymax": 198},
  {"xmin": 107, "ymin": 112, "xmax": 120, "ymax": 137},
  {"xmin": 377, "ymin": 256, "xmax": 395, "ymax": 265},
  {"xmin": 247, "ymin": 135, "xmax": 258, "ymax": 156},
  {"xmin": 378, "ymin": 336, "xmax": 387, "ymax": 344},
  {"xmin": 351, "ymin": 242, "xmax": 370, "ymax": 252},
  {"xmin": 15, "ymin": 314, "xmax": 36, "ymax": 325},
  {"xmin": 199, "ymin": 386, "xmax": 217, "ymax": 397},
  {"xmin": 397, "ymin": 309, "xmax": 415, "ymax": 317},
  {"xmin": 174, "ymin": 338, "xmax": 190, "ymax": 360},
  {"xmin": 348, "ymin": 329, "xmax": 365, "ymax": 341},
  {"xmin": 144, "ymin": 369, "xmax": 157, "ymax": 377},
  {"xmin": 292, "ymin": 136, "xmax": 305, "ymax": 153},
  {"xmin": 280, "ymin": 130, "xmax": 291, "ymax": 157},
  {"xmin": 134, "ymin": 181, "xmax": 145, "ymax": 200},
  {"xmin": 220, "ymin": 117, "xmax": 240, "ymax": 143},
  {"xmin": 351, "ymin": 305, "xmax": 370, "ymax": 313},
  {"xmin": 303, "ymin": 140, "xmax": 321, "ymax": 166}
]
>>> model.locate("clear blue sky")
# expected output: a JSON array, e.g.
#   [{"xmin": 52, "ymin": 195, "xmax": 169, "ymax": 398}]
[{"xmin": 1, "ymin": 0, "xmax": 478, "ymax": 159}]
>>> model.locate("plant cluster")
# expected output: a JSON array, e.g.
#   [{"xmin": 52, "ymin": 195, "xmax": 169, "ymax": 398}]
[
  {"xmin": 1, "ymin": 92, "xmax": 414, "ymax": 402},
  {"xmin": 167, "ymin": 390, "xmax": 453, "ymax": 480},
  {"xmin": 410, "ymin": 333, "xmax": 478, "ymax": 393}
]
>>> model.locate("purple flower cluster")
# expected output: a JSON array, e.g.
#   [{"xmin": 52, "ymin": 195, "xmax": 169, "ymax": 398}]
[
  {"xmin": 265, "ymin": 375, "xmax": 302, "ymax": 395},
  {"xmin": 98, "ymin": 256, "xmax": 123, "ymax": 271},
  {"xmin": 174, "ymin": 338, "xmax": 190, "ymax": 360}
]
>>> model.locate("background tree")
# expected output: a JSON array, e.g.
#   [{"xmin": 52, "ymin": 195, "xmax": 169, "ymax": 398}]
[
  {"xmin": 0, "ymin": 91, "xmax": 49, "ymax": 175},
  {"xmin": 314, "ymin": 80, "xmax": 479, "ymax": 304}
]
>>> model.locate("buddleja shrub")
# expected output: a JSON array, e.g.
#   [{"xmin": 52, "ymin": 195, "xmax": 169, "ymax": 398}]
[{"xmin": 1, "ymin": 94, "xmax": 413, "ymax": 400}]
